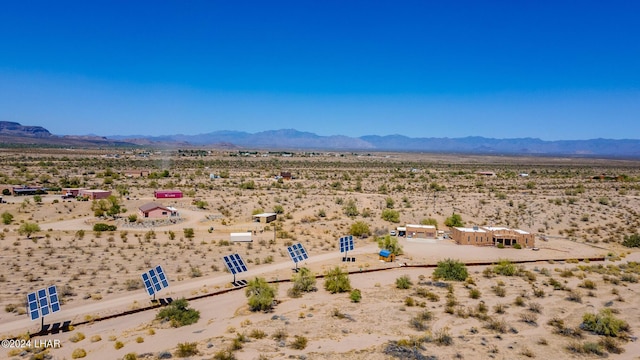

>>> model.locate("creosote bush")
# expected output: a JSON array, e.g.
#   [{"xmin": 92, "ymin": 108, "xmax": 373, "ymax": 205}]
[
  {"xmin": 324, "ymin": 266, "xmax": 351, "ymax": 293},
  {"xmin": 433, "ymin": 259, "xmax": 468, "ymax": 281},
  {"xmin": 156, "ymin": 298, "xmax": 200, "ymax": 327},
  {"xmin": 245, "ymin": 277, "xmax": 277, "ymax": 312},
  {"xmin": 581, "ymin": 309, "xmax": 630, "ymax": 337}
]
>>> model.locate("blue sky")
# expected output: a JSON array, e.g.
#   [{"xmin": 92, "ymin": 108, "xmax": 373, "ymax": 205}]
[{"xmin": 0, "ymin": 1, "xmax": 638, "ymax": 140}]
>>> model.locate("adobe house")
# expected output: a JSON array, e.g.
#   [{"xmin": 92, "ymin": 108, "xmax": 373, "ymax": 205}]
[
  {"xmin": 405, "ymin": 224, "xmax": 437, "ymax": 238},
  {"xmin": 138, "ymin": 202, "xmax": 175, "ymax": 219},
  {"xmin": 253, "ymin": 212, "xmax": 277, "ymax": 224},
  {"xmin": 451, "ymin": 226, "xmax": 535, "ymax": 248},
  {"xmin": 78, "ymin": 189, "xmax": 111, "ymax": 200}
]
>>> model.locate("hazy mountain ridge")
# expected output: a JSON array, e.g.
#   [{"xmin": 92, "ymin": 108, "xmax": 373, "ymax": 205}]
[{"xmin": 2, "ymin": 121, "xmax": 639, "ymax": 157}]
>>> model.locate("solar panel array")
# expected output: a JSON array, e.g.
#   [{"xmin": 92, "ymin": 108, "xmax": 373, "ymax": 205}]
[
  {"xmin": 223, "ymin": 254, "xmax": 248, "ymax": 275},
  {"xmin": 27, "ymin": 285, "xmax": 60, "ymax": 321},
  {"xmin": 141, "ymin": 265, "xmax": 170, "ymax": 297},
  {"xmin": 287, "ymin": 243, "xmax": 309, "ymax": 263},
  {"xmin": 339, "ymin": 235, "xmax": 354, "ymax": 253}
]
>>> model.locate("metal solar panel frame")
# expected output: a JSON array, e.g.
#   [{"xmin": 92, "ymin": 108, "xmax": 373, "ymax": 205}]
[
  {"xmin": 156, "ymin": 265, "xmax": 169, "ymax": 288},
  {"xmin": 27, "ymin": 285, "xmax": 61, "ymax": 324},
  {"xmin": 141, "ymin": 272, "xmax": 155, "ymax": 296},
  {"xmin": 287, "ymin": 243, "xmax": 309, "ymax": 264},
  {"xmin": 48, "ymin": 286, "xmax": 60, "ymax": 313},
  {"xmin": 339, "ymin": 235, "xmax": 354, "ymax": 253},
  {"xmin": 27, "ymin": 292, "xmax": 39, "ymax": 321},
  {"xmin": 223, "ymin": 254, "xmax": 248, "ymax": 275}
]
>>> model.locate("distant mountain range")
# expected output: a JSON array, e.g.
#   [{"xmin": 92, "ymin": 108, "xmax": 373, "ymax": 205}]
[{"xmin": 1, "ymin": 121, "xmax": 639, "ymax": 158}]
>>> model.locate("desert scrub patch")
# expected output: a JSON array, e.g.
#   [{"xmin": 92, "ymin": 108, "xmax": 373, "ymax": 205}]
[
  {"xmin": 71, "ymin": 349, "xmax": 87, "ymax": 359},
  {"xmin": 395, "ymin": 275, "xmax": 413, "ymax": 289},
  {"xmin": 433, "ymin": 259, "xmax": 468, "ymax": 281},
  {"xmin": 175, "ymin": 342, "xmax": 199, "ymax": 357},
  {"xmin": 290, "ymin": 335, "xmax": 308, "ymax": 350},
  {"xmin": 581, "ymin": 309, "xmax": 630, "ymax": 337},
  {"xmin": 69, "ymin": 332, "xmax": 85, "ymax": 343},
  {"xmin": 156, "ymin": 298, "xmax": 200, "ymax": 327}
]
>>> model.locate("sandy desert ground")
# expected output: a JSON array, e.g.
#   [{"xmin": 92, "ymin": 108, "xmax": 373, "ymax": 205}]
[{"xmin": 0, "ymin": 148, "xmax": 639, "ymax": 359}]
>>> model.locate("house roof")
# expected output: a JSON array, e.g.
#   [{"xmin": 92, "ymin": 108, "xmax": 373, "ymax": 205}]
[
  {"xmin": 139, "ymin": 202, "xmax": 170, "ymax": 212},
  {"xmin": 253, "ymin": 212, "xmax": 277, "ymax": 218}
]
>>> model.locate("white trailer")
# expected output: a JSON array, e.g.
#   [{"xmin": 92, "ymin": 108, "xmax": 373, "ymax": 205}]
[{"xmin": 230, "ymin": 232, "xmax": 252, "ymax": 242}]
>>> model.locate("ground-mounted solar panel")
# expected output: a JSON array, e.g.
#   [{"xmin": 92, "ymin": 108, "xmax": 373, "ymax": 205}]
[
  {"xmin": 48, "ymin": 286, "xmax": 60, "ymax": 313},
  {"xmin": 223, "ymin": 254, "xmax": 248, "ymax": 275},
  {"xmin": 223, "ymin": 254, "xmax": 248, "ymax": 285},
  {"xmin": 287, "ymin": 243, "xmax": 309, "ymax": 264},
  {"xmin": 27, "ymin": 292, "xmax": 39, "ymax": 321},
  {"xmin": 339, "ymin": 235, "xmax": 354, "ymax": 253},
  {"xmin": 156, "ymin": 265, "xmax": 169, "ymax": 288},
  {"xmin": 26, "ymin": 285, "xmax": 61, "ymax": 323},
  {"xmin": 141, "ymin": 265, "xmax": 170, "ymax": 298}
]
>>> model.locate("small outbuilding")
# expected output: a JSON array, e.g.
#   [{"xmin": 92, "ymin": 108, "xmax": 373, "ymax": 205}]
[
  {"xmin": 406, "ymin": 224, "xmax": 437, "ymax": 239},
  {"xmin": 379, "ymin": 249, "xmax": 395, "ymax": 262},
  {"xmin": 253, "ymin": 212, "xmax": 277, "ymax": 224},
  {"xmin": 138, "ymin": 202, "xmax": 175, "ymax": 218},
  {"xmin": 78, "ymin": 189, "xmax": 111, "ymax": 200},
  {"xmin": 230, "ymin": 232, "xmax": 253, "ymax": 242},
  {"xmin": 154, "ymin": 190, "xmax": 183, "ymax": 199}
]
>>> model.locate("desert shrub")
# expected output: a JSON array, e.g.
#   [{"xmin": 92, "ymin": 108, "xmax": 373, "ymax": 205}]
[
  {"xmin": 579, "ymin": 279, "xmax": 596, "ymax": 289},
  {"xmin": 415, "ymin": 287, "xmax": 439, "ymax": 302},
  {"xmin": 349, "ymin": 221, "xmax": 371, "ymax": 237},
  {"xmin": 378, "ymin": 235, "xmax": 403, "ymax": 256},
  {"xmin": 249, "ymin": 329, "xmax": 267, "ymax": 339},
  {"xmin": 245, "ymin": 277, "xmax": 277, "ymax": 311},
  {"xmin": 272, "ymin": 328, "xmax": 287, "ymax": 341},
  {"xmin": 288, "ymin": 267, "xmax": 317, "ymax": 298},
  {"xmin": 123, "ymin": 354, "xmax": 137, "ymax": 360},
  {"xmin": 396, "ymin": 275, "xmax": 413, "ymax": 289},
  {"xmin": 513, "ymin": 243, "xmax": 522, "ymax": 249},
  {"xmin": 433, "ymin": 327, "xmax": 453, "ymax": 346},
  {"xmin": 156, "ymin": 298, "xmax": 200, "ymax": 327},
  {"xmin": 493, "ymin": 259, "xmax": 517, "ymax": 276},
  {"xmin": 405, "ymin": 296, "xmax": 415, "ymax": 307},
  {"xmin": 175, "ymin": 342, "xmax": 199, "ymax": 357},
  {"xmin": 567, "ymin": 289, "xmax": 582, "ymax": 303},
  {"xmin": 381, "ymin": 209, "xmax": 400, "ymax": 223},
  {"xmin": 581, "ymin": 309, "xmax": 630, "ymax": 337},
  {"xmin": 485, "ymin": 318, "xmax": 507, "ymax": 333},
  {"xmin": 1, "ymin": 211, "xmax": 13, "ymax": 225},
  {"xmin": 93, "ymin": 223, "xmax": 116, "ymax": 232},
  {"xmin": 410, "ymin": 317, "xmax": 428, "ymax": 331},
  {"xmin": 127, "ymin": 214, "xmax": 137, "ymax": 222},
  {"xmin": 343, "ymin": 199, "xmax": 359, "ymax": 217},
  {"xmin": 290, "ymin": 335, "xmax": 308, "ymax": 350},
  {"xmin": 212, "ymin": 349, "xmax": 236, "ymax": 360},
  {"xmin": 433, "ymin": 259, "xmax": 468, "ymax": 281},
  {"xmin": 71, "ymin": 349, "xmax": 87, "ymax": 359},
  {"xmin": 114, "ymin": 341, "xmax": 124, "ymax": 349},
  {"xmin": 622, "ymin": 234, "xmax": 640, "ymax": 248},
  {"xmin": 599, "ymin": 337, "xmax": 625, "ymax": 354},
  {"xmin": 469, "ymin": 288, "xmax": 481, "ymax": 299},
  {"xmin": 350, "ymin": 289, "xmax": 362, "ymax": 303},
  {"xmin": 324, "ymin": 266, "xmax": 351, "ymax": 293},
  {"xmin": 70, "ymin": 332, "xmax": 86, "ymax": 342},
  {"xmin": 520, "ymin": 312, "xmax": 538, "ymax": 325}
]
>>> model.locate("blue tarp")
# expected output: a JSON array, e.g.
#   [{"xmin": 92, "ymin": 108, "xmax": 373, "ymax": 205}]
[{"xmin": 379, "ymin": 249, "xmax": 392, "ymax": 257}]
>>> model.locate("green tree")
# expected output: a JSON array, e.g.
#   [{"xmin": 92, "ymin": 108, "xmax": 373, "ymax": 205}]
[
  {"xmin": 433, "ymin": 259, "xmax": 468, "ymax": 281},
  {"xmin": 18, "ymin": 222, "xmax": 41, "ymax": 239},
  {"xmin": 381, "ymin": 209, "xmax": 400, "ymax": 223},
  {"xmin": 377, "ymin": 235, "xmax": 403, "ymax": 256},
  {"xmin": 324, "ymin": 266, "xmax": 351, "ymax": 294},
  {"xmin": 420, "ymin": 218, "xmax": 438, "ymax": 228},
  {"xmin": 245, "ymin": 277, "xmax": 277, "ymax": 311},
  {"xmin": 349, "ymin": 221, "xmax": 371, "ymax": 237},
  {"xmin": 1, "ymin": 211, "xmax": 13, "ymax": 225},
  {"xmin": 444, "ymin": 213, "xmax": 464, "ymax": 227},
  {"xmin": 288, "ymin": 267, "xmax": 317, "ymax": 298},
  {"xmin": 343, "ymin": 199, "xmax": 359, "ymax": 217}
]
